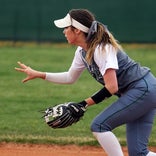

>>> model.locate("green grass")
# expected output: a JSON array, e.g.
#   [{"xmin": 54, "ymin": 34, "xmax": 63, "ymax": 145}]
[{"xmin": 0, "ymin": 42, "xmax": 156, "ymax": 146}]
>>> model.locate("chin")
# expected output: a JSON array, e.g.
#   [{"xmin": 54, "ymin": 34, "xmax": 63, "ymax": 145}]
[{"xmin": 68, "ymin": 41, "xmax": 75, "ymax": 45}]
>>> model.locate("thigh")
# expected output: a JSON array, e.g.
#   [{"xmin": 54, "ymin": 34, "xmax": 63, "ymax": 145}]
[
  {"xmin": 126, "ymin": 110, "xmax": 156, "ymax": 156},
  {"xmin": 91, "ymin": 82, "xmax": 156, "ymax": 132}
]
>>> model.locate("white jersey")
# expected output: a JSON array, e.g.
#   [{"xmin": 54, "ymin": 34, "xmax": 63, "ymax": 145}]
[{"xmin": 71, "ymin": 44, "xmax": 118, "ymax": 76}]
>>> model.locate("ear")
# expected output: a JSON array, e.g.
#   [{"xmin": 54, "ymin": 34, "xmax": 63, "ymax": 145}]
[{"xmin": 74, "ymin": 28, "xmax": 82, "ymax": 34}]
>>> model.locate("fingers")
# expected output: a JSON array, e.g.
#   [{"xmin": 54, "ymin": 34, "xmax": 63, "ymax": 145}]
[
  {"xmin": 15, "ymin": 67, "xmax": 25, "ymax": 72},
  {"xmin": 15, "ymin": 61, "xmax": 30, "ymax": 83},
  {"xmin": 22, "ymin": 77, "xmax": 29, "ymax": 83},
  {"xmin": 15, "ymin": 61, "xmax": 38, "ymax": 83},
  {"xmin": 15, "ymin": 61, "xmax": 30, "ymax": 73},
  {"xmin": 17, "ymin": 61, "xmax": 28, "ymax": 69},
  {"xmin": 17, "ymin": 61, "xmax": 27, "ymax": 68}
]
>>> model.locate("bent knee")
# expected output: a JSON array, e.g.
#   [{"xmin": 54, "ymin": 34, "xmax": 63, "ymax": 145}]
[{"xmin": 90, "ymin": 120, "xmax": 112, "ymax": 132}]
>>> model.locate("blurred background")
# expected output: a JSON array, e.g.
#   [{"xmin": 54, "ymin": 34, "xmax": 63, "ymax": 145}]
[
  {"xmin": 0, "ymin": 0, "xmax": 156, "ymax": 147},
  {"xmin": 0, "ymin": 0, "xmax": 156, "ymax": 43}
]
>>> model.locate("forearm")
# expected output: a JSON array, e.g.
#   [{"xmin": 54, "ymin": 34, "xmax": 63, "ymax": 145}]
[
  {"xmin": 45, "ymin": 68, "xmax": 82, "ymax": 84},
  {"xmin": 45, "ymin": 72, "xmax": 75, "ymax": 84}
]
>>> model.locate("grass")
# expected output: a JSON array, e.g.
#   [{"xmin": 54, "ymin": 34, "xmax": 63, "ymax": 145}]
[{"xmin": 0, "ymin": 42, "xmax": 156, "ymax": 146}]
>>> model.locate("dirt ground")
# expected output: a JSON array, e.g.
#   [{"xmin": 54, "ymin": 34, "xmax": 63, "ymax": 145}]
[{"xmin": 0, "ymin": 143, "xmax": 156, "ymax": 156}]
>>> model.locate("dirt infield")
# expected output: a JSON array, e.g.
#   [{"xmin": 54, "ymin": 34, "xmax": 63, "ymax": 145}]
[{"xmin": 0, "ymin": 143, "xmax": 156, "ymax": 156}]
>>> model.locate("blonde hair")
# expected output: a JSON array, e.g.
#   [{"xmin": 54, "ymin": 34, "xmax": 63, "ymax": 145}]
[{"xmin": 86, "ymin": 23, "xmax": 122, "ymax": 63}]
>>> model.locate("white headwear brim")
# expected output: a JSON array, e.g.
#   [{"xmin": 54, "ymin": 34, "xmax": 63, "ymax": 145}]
[{"xmin": 54, "ymin": 14, "xmax": 89, "ymax": 33}]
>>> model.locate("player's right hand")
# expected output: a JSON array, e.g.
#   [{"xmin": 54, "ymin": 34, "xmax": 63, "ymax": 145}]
[{"xmin": 15, "ymin": 61, "xmax": 45, "ymax": 83}]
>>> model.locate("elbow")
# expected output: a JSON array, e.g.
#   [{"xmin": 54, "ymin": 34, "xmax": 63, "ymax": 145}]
[
  {"xmin": 67, "ymin": 81, "xmax": 75, "ymax": 84},
  {"xmin": 66, "ymin": 78, "xmax": 77, "ymax": 84},
  {"xmin": 106, "ymin": 84, "xmax": 118, "ymax": 94}
]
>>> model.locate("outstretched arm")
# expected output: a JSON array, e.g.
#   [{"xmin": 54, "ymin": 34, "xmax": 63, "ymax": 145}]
[{"xmin": 15, "ymin": 61, "xmax": 83, "ymax": 84}]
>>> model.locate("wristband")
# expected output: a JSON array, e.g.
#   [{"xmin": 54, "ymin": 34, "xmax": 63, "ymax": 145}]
[{"xmin": 91, "ymin": 87, "xmax": 112, "ymax": 104}]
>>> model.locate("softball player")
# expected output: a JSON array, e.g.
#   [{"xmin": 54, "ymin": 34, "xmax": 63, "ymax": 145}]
[{"xmin": 15, "ymin": 9, "xmax": 156, "ymax": 156}]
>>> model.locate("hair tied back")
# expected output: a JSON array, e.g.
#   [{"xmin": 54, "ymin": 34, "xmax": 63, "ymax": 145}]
[{"xmin": 86, "ymin": 21, "xmax": 98, "ymax": 41}]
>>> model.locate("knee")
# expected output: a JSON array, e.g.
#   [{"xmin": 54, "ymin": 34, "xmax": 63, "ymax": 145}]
[{"xmin": 90, "ymin": 119, "xmax": 111, "ymax": 132}]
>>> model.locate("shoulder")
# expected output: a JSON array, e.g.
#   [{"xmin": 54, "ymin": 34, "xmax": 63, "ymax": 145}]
[
  {"xmin": 74, "ymin": 46, "xmax": 83, "ymax": 56},
  {"xmin": 94, "ymin": 44, "xmax": 117, "ymax": 59},
  {"xmin": 105, "ymin": 44, "xmax": 118, "ymax": 55},
  {"xmin": 94, "ymin": 44, "xmax": 119, "ymax": 74},
  {"xmin": 75, "ymin": 46, "xmax": 83, "ymax": 53}
]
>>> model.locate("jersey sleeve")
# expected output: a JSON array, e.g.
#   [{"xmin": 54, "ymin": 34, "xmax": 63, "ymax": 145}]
[
  {"xmin": 94, "ymin": 44, "xmax": 119, "ymax": 76},
  {"xmin": 45, "ymin": 47, "xmax": 85, "ymax": 84},
  {"xmin": 70, "ymin": 46, "xmax": 86, "ymax": 72}
]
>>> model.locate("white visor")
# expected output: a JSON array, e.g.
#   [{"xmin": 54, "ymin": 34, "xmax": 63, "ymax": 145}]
[{"xmin": 54, "ymin": 14, "xmax": 89, "ymax": 33}]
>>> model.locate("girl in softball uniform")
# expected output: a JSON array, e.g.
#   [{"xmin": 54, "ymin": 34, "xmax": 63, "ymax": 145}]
[{"xmin": 15, "ymin": 9, "xmax": 156, "ymax": 156}]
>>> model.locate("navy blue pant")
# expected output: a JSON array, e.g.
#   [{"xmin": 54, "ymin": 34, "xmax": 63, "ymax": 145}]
[{"xmin": 91, "ymin": 72, "xmax": 156, "ymax": 156}]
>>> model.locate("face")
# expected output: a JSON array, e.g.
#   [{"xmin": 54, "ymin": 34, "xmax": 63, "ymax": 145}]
[{"xmin": 63, "ymin": 26, "xmax": 79, "ymax": 45}]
